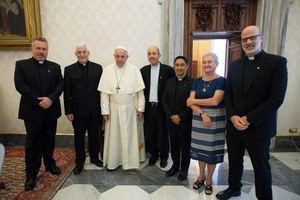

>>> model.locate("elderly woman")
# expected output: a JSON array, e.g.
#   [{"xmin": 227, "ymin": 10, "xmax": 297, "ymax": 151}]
[{"xmin": 187, "ymin": 52, "xmax": 226, "ymax": 195}]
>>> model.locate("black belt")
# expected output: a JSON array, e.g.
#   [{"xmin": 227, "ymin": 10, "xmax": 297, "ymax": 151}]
[{"xmin": 149, "ymin": 102, "xmax": 159, "ymax": 106}]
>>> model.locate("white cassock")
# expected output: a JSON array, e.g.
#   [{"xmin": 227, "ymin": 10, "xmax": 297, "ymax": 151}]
[{"xmin": 98, "ymin": 63, "xmax": 145, "ymax": 170}]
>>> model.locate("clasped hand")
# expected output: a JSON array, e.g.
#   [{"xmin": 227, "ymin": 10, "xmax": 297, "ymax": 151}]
[
  {"xmin": 230, "ymin": 115, "xmax": 250, "ymax": 131},
  {"xmin": 38, "ymin": 97, "xmax": 52, "ymax": 109}
]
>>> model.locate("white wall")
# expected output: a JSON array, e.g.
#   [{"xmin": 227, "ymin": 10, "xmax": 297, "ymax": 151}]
[
  {"xmin": 279, "ymin": 0, "xmax": 300, "ymax": 135},
  {"xmin": 0, "ymin": 0, "xmax": 162, "ymax": 134}
]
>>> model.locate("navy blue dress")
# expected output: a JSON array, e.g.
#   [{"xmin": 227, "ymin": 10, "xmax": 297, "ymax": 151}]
[{"xmin": 190, "ymin": 76, "xmax": 226, "ymax": 164}]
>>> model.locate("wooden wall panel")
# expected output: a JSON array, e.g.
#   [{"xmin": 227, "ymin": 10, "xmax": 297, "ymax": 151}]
[{"xmin": 184, "ymin": 0, "xmax": 257, "ymax": 77}]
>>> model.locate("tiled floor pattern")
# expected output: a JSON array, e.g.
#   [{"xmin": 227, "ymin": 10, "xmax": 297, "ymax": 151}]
[{"xmin": 53, "ymin": 152, "xmax": 300, "ymax": 200}]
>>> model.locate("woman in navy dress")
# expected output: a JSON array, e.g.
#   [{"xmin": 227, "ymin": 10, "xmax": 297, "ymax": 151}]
[{"xmin": 187, "ymin": 52, "xmax": 226, "ymax": 195}]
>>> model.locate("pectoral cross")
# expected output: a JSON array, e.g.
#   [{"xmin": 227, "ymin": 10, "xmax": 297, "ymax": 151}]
[{"xmin": 116, "ymin": 86, "xmax": 120, "ymax": 93}]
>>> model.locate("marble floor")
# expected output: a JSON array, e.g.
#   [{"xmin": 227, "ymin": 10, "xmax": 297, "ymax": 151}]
[{"xmin": 53, "ymin": 152, "xmax": 300, "ymax": 200}]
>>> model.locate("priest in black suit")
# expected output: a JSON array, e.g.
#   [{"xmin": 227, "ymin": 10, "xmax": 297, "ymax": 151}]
[
  {"xmin": 64, "ymin": 44, "xmax": 103, "ymax": 175},
  {"xmin": 141, "ymin": 46, "xmax": 175, "ymax": 168},
  {"xmin": 162, "ymin": 56, "xmax": 193, "ymax": 181},
  {"xmin": 14, "ymin": 37, "xmax": 64, "ymax": 191},
  {"xmin": 216, "ymin": 25, "xmax": 288, "ymax": 200}
]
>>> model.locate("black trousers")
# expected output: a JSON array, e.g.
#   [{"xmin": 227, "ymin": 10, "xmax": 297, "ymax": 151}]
[
  {"xmin": 72, "ymin": 117, "xmax": 101, "ymax": 165},
  {"xmin": 168, "ymin": 121, "xmax": 191, "ymax": 171},
  {"xmin": 144, "ymin": 104, "xmax": 169, "ymax": 160},
  {"xmin": 24, "ymin": 115, "xmax": 57, "ymax": 179},
  {"xmin": 227, "ymin": 132, "xmax": 272, "ymax": 200}
]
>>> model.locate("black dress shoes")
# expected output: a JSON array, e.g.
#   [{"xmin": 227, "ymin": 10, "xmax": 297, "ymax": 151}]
[
  {"xmin": 25, "ymin": 178, "xmax": 35, "ymax": 191},
  {"xmin": 160, "ymin": 159, "xmax": 168, "ymax": 168},
  {"xmin": 165, "ymin": 167, "xmax": 179, "ymax": 177},
  {"xmin": 47, "ymin": 165, "xmax": 61, "ymax": 175},
  {"xmin": 177, "ymin": 171, "xmax": 188, "ymax": 181},
  {"xmin": 73, "ymin": 164, "xmax": 83, "ymax": 175},
  {"xmin": 91, "ymin": 159, "xmax": 103, "ymax": 167},
  {"xmin": 148, "ymin": 156, "xmax": 158, "ymax": 166},
  {"xmin": 216, "ymin": 188, "xmax": 241, "ymax": 199}
]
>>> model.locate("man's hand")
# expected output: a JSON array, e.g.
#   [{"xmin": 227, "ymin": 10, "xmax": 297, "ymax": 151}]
[
  {"xmin": 170, "ymin": 115, "xmax": 181, "ymax": 125},
  {"xmin": 38, "ymin": 97, "xmax": 53, "ymax": 109},
  {"xmin": 137, "ymin": 111, "xmax": 143, "ymax": 119},
  {"xmin": 241, "ymin": 116, "xmax": 250, "ymax": 126},
  {"xmin": 231, "ymin": 115, "xmax": 249, "ymax": 131},
  {"xmin": 67, "ymin": 114, "xmax": 74, "ymax": 121},
  {"xmin": 103, "ymin": 115, "xmax": 109, "ymax": 121}
]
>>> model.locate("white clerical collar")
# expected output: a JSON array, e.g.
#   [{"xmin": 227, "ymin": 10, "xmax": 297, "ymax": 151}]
[
  {"xmin": 176, "ymin": 74, "xmax": 186, "ymax": 81},
  {"xmin": 248, "ymin": 56, "xmax": 255, "ymax": 60},
  {"xmin": 151, "ymin": 63, "xmax": 160, "ymax": 68}
]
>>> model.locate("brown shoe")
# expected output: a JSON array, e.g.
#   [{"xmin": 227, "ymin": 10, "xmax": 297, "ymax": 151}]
[{"xmin": 192, "ymin": 178, "xmax": 205, "ymax": 189}]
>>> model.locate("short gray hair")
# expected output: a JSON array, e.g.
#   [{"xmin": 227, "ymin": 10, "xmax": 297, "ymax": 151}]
[
  {"xmin": 202, "ymin": 52, "xmax": 219, "ymax": 65},
  {"xmin": 75, "ymin": 43, "xmax": 89, "ymax": 52}
]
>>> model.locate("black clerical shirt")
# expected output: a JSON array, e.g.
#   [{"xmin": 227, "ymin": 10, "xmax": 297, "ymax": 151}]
[
  {"xmin": 34, "ymin": 58, "xmax": 47, "ymax": 95},
  {"xmin": 174, "ymin": 76, "xmax": 188, "ymax": 114},
  {"xmin": 78, "ymin": 61, "xmax": 89, "ymax": 83},
  {"xmin": 243, "ymin": 51, "xmax": 263, "ymax": 91}
]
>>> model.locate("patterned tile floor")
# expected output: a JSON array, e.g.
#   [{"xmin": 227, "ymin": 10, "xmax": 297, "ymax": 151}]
[{"xmin": 53, "ymin": 152, "xmax": 300, "ymax": 200}]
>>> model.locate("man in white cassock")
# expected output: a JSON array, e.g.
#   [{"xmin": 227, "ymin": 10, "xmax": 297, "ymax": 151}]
[{"xmin": 98, "ymin": 47, "xmax": 146, "ymax": 170}]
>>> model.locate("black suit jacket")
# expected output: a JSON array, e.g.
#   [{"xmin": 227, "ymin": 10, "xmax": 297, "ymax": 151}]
[
  {"xmin": 162, "ymin": 76, "xmax": 193, "ymax": 124},
  {"xmin": 14, "ymin": 57, "xmax": 63, "ymax": 121},
  {"xmin": 64, "ymin": 61, "xmax": 102, "ymax": 119},
  {"xmin": 224, "ymin": 50, "xmax": 288, "ymax": 138},
  {"xmin": 141, "ymin": 63, "xmax": 175, "ymax": 112}
]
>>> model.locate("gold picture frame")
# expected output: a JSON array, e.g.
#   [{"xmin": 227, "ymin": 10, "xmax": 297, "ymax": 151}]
[{"xmin": 0, "ymin": 0, "xmax": 42, "ymax": 49}]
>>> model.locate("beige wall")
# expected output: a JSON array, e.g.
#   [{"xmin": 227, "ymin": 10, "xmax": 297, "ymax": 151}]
[
  {"xmin": 0, "ymin": 0, "xmax": 299, "ymax": 136},
  {"xmin": 278, "ymin": 0, "xmax": 300, "ymax": 135},
  {"xmin": 0, "ymin": 0, "xmax": 161, "ymax": 134}
]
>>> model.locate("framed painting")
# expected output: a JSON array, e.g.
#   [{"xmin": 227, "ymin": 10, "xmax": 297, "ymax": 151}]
[{"xmin": 0, "ymin": 0, "xmax": 41, "ymax": 49}]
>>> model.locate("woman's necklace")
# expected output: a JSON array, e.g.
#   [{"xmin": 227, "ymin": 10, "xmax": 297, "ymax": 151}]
[
  {"xmin": 202, "ymin": 74, "xmax": 217, "ymax": 93},
  {"xmin": 115, "ymin": 66, "xmax": 126, "ymax": 93},
  {"xmin": 202, "ymin": 81, "xmax": 211, "ymax": 92}
]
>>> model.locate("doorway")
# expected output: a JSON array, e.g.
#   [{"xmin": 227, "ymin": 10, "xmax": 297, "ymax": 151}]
[
  {"xmin": 184, "ymin": 0, "xmax": 257, "ymax": 78},
  {"xmin": 192, "ymin": 39, "xmax": 227, "ymax": 78},
  {"xmin": 188, "ymin": 31, "xmax": 242, "ymax": 78}
]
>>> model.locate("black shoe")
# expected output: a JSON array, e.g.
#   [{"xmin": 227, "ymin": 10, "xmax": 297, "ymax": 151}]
[
  {"xmin": 216, "ymin": 188, "xmax": 241, "ymax": 199},
  {"xmin": 160, "ymin": 159, "xmax": 168, "ymax": 168},
  {"xmin": 0, "ymin": 181, "xmax": 5, "ymax": 189},
  {"xmin": 73, "ymin": 164, "xmax": 83, "ymax": 175},
  {"xmin": 148, "ymin": 156, "xmax": 158, "ymax": 166},
  {"xmin": 165, "ymin": 167, "xmax": 179, "ymax": 177},
  {"xmin": 47, "ymin": 165, "xmax": 61, "ymax": 175},
  {"xmin": 91, "ymin": 159, "xmax": 103, "ymax": 167},
  {"xmin": 25, "ymin": 178, "xmax": 35, "ymax": 191},
  {"xmin": 177, "ymin": 171, "xmax": 188, "ymax": 181}
]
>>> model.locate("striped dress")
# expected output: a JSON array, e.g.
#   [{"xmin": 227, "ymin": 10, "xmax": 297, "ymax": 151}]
[{"xmin": 190, "ymin": 76, "xmax": 226, "ymax": 164}]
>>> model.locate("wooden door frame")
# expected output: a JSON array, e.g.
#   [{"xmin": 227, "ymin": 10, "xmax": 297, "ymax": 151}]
[{"xmin": 187, "ymin": 31, "xmax": 241, "ymax": 78}]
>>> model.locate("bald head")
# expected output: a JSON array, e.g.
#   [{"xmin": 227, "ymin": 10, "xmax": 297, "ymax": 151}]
[
  {"xmin": 241, "ymin": 25, "xmax": 261, "ymax": 38},
  {"xmin": 241, "ymin": 25, "xmax": 263, "ymax": 56}
]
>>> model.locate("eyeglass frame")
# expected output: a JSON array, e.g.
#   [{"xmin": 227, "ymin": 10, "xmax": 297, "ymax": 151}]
[{"xmin": 241, "ymin": 34, "xmax": 261, "ymax": 43}]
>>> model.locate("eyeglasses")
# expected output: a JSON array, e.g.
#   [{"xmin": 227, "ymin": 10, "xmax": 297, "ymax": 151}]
[{"xmin": 241, "ymin": 34, "xmax": 261, "ymax": 43}]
